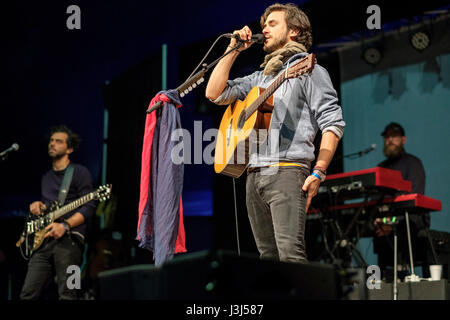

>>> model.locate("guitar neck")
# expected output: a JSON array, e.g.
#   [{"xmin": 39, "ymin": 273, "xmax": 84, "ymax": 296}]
[
  {"xmin": 243, "ymin": 53, "xmax": 315, "ymax": 120},
  {"xmin": 245, "ymin": 72, "xmax": 286, "ymax": 120},
  {"xmin": 51, "ymin": 192, "xmax": 95, "ymax": 221}
]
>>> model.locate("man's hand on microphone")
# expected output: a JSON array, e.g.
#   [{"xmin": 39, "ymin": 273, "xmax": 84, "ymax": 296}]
[
  {"xmin": 206, "ymin": 26, "xmax": 254, "ymax": 100},
  {"xmin": 230, "ymin": 26, "xmax": 254, "ymax": 52}
]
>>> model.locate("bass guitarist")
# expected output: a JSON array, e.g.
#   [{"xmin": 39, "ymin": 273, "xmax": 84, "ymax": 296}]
[
  {"xmin": 206, "ymin": 3, "xmax": 345, "ymax": 263},
  {"xmin": 20, "ymin": 125, "xmax": 95, "ymax": 300}
]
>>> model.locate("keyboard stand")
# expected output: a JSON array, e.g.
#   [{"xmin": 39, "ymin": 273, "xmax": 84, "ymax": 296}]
[{"xmin": 404, "ymin": 210, "xmax": 420, "ymax": 283}]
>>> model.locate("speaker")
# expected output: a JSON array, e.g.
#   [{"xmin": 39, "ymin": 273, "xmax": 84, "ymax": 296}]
[
  {"xmin": 97, "ymin": 264, "xmax": 160, "ymax": 299},
  {"xmin": 207, "ymin": 251, "xmax": 341, "ymax": 299},
  {"xmin": 97, "ymin": 250, "xmax": 343, "ymax": 300}
]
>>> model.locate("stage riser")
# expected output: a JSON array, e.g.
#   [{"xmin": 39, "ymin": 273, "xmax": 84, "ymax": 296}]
[{"xmin": 97, "ymin": 250, "xmax": 342, "ymax": 300}]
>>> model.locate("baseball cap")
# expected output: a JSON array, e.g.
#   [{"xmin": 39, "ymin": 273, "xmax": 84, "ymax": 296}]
[{"xmin": 381, "ymin": 122, "xmax": 405, "ymax": 136}]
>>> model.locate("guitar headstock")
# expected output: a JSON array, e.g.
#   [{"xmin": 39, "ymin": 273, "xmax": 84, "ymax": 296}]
[
  {"xmin": 94, "ymin": 184, "xmax": 112, "ymax": 202},
  {"xmin": 285, "ymin": 53, "xmax": 316, "ymax": 79}
]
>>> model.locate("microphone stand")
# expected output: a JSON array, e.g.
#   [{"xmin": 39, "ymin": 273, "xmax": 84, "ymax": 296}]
[
  {"xmin": 145, "ymin": 39, "xmax": 246, "ymax": 259},
  {"xmin": 393, "ymin": 223, "xmax": 398, "ymax": 300},
  {"xmin": 146, "ymin": 41, "xmax": 244, "ymax": 114},
  {"xmin": 333, "ymin": 148, "xmax": 374, "ymax": 162}
]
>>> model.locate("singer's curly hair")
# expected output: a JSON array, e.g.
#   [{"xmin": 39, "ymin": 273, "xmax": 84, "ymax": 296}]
[
  {"xmin": 48, "ymin": 125, "xmax": 81, "ymax": 151},
  {"xmin": 260, "ymin": 3, "xmax": 313, "ymax": 50}
]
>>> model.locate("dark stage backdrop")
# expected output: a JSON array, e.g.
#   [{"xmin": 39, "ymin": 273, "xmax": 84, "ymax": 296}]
[
  {"xmin": 102, "ymin": 51, "xmax": 162, "ymax": 241},
  {"xmin": 2, "ymin": 0, "xmax": 447, "ymax": 243},
  {"xmin": 338, "ymin": 16, "xmax": 450, "ymax": 267}
]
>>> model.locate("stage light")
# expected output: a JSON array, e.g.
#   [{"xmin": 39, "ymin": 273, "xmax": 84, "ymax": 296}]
[
  {"xmin": 362, "ymin": 46, "xmax": 382, "ymax": 65},
  {"xmin": 410, "ymin": 31, "xmax": 430, "ymax": 51}
]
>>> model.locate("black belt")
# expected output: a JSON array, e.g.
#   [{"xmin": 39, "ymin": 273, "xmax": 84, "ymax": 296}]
[{"xmin": 247, "ymin": 165, "xmax": 305, "ymax": 174}]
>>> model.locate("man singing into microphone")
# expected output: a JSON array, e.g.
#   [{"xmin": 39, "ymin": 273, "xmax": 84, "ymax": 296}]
[{"xmin": 206, "ymin": 3, "xmax": 345, "ymax": 263}]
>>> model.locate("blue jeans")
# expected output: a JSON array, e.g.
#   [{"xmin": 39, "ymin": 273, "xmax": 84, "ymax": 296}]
[
  {"xmin": 20, "ymin": 234, "xmax": 83, "ymax": 300},
  {"xmin": 246, "ymin": 166, "xmax": 309, "ymax": 263}
]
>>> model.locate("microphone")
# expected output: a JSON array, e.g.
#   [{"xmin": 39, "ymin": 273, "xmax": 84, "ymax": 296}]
[
  {"xmin": 358, "ymin": 144, "xmax": 377, "ymax": 156},
  {"xmin": 0, "ymin": 143, "xmax": 20, "ymax": 158},
  {"xmin": 223, "ymin": 33, "xmax": 265, "ymax": 44}
]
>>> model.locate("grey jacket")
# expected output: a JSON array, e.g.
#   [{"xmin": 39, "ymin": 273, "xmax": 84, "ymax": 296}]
[{"xmin": 212, "ymin": 52, "xmax": 345, "ymax": 169}]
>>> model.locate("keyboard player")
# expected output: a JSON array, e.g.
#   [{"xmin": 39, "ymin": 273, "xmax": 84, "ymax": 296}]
[{"xmin": 373, "ymin": 122, "xmax": 430, "ymax": 281}]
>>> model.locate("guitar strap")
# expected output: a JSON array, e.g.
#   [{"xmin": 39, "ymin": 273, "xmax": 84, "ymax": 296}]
[{"xmin": 58, "ymin": 163, "xmax": 74, "ymax": 206}]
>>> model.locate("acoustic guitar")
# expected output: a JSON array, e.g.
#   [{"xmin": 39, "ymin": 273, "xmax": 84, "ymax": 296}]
[{"xmin": 214, "ymin": 53, "xmax": 316, "ymax": 178}]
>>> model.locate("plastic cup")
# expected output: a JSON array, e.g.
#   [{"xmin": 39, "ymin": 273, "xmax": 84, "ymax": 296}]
[{"xmin": 430, "ymin": 265, "xmax": 443, "ymax": 281}]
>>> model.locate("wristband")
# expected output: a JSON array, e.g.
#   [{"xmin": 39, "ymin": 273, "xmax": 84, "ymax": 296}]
[
  {"xmin": 61, "ymin": 223, "xmax": 69, "ymax": 233},
  {"xmin": 61, "ymin": 221, "xmax": 71, "ymax": 233},
  {"xmin": 311, "ymin": 172, "xmax": 321, "ymax": 181},
  {"xmin": 313, "ymin": 165, "xmax": 327, "ymax": 175},
  {"xmin": 312, "ymin": 169, "xmax": 326, "ymax": 182}
]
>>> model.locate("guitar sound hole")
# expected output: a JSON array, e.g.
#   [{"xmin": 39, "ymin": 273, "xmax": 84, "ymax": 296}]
[{"xmin": 237, "ymin": 112, "xmax": 246, "ymax": 131}]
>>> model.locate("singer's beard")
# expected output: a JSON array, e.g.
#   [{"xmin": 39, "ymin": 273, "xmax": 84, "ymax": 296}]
[
  {"xmin": 263, "ymin": 30, "xmax": 290, "ymax": 53},
  {"xmin": 383, "ymin": 144, "xmax": 404, "ymax": 159}
]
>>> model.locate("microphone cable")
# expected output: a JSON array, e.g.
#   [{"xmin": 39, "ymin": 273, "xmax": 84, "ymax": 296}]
[
  {"xmin": 232, "ymin": 177, "xmax": 241, "ymax": 256},
  {"xmin": 181, "ymin": 33, "xmax": 247, "ymax": 256},
  {"xmin": 184, "ymin": 34, "xmax": 242, "ymax": 83}
]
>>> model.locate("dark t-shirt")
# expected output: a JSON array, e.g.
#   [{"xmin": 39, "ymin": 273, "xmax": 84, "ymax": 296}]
[
  {"xmin": 377, "ymin": 151, "xmax": 429, "ymax": 228},
  {"xmin": 41, "ymin": 163, "xmax": 95, "ymax": 238},
  {"xmin": 378, "ymin": 152, "xmax": 425, "ymax": 194}
]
